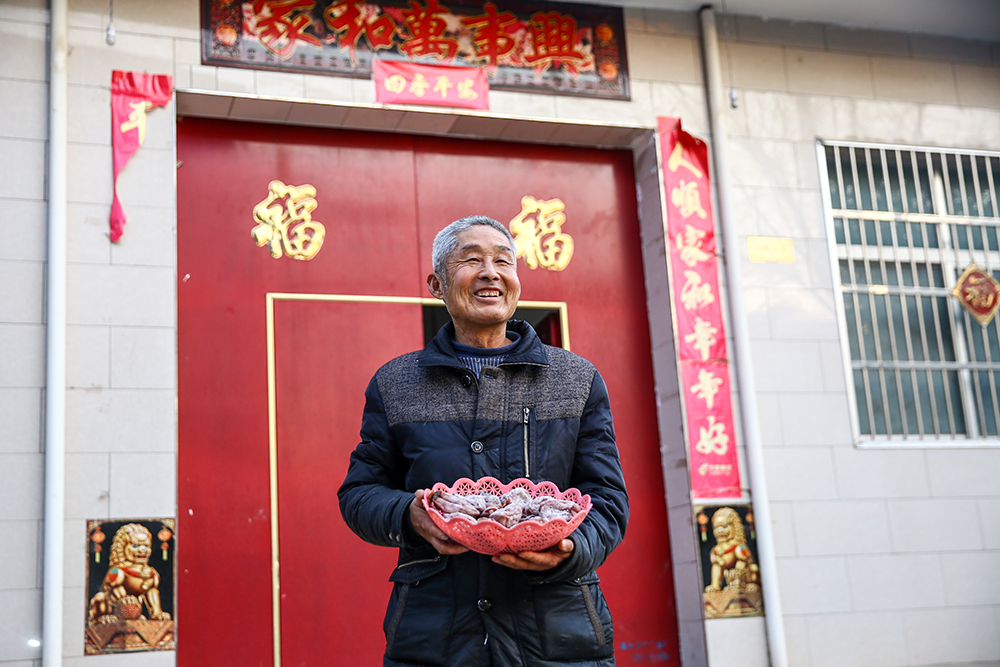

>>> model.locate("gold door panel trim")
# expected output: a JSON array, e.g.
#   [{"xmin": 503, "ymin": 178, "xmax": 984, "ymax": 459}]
[{"xmin": 264, "ymin": 292, "xmax": 569, "ymax": 666}]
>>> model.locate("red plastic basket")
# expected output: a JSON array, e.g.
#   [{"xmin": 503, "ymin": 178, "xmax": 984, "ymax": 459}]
[{"xmin": 422, "ymin": 476, "xmax": 591, "ymax": 555}]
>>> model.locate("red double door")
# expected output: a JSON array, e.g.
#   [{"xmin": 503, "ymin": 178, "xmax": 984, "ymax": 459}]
[{"xmin": 177, "ymin": 118, "xmax": 679, "ymax": 666}]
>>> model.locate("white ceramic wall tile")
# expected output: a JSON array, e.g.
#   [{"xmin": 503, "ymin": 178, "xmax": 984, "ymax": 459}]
[
  {"xmin": 955, "ymin": 64, "xmax": 1000, "ymax": 109},
  {"xmin": 785, "ymin": 48, "xmax": 874, "ymax": 98},
  {"xmin": 918, "ymin": 104, "xmax": 1000, "ymax": 150},
  {"xmin": 741, "ymin": 254, "xmax": 812, "ymax": 291},
  {"xmin": 726, "ymin": 43, "xmax": 787, "ymax": 92},
  {"xmin": 726, "ymin": 137, "xmax": 799, "ymax": 189},
  {"xmin": 61, "ymin": 585, "xmax": 85, "ymax": 658},
  {"xmin": 764, "ymin": 447, "xmax": 838, "ymax": 501},
  {"xmin": 67, "ymin": 264, "xmax": 174, "ymax": 327},
  {"xmin": 0, "ymin": 199, "xmax": 46, "ymax": 262},
  {"xmin": 803, "ymin": 239, "xmax": 835, "ymax": 289},
  {"xmin": 902, "ymin": 607, "xmax": 1000, "ymax": 664},
  {"xmin": 832, "ymin": 447, "xmax": 930, "ymax": 499},
  {"xmin": 302, "ymin": 72, "xmax": 355, "ymax": 104},
  {"xmin": 115, "ymin": 148, "xmax": 176, "ymax": 210},
  {"xmin": 816, "ymin": 340, "xmax": 847, "ymax": 393},
  {"xmin": 62, "ymin": 518, "xmax": 87, "ymax": 589},
  {"xmin": 847, "ymin": 553, "xmax": 947, "ymax": 610},
  {"xmin": 741, "ymin": 91, "xmax": 832, "ymax": 142},
  {"xmin": 64, "ymin": 453, "xmax": 111, "ymax": 520},
  {"xmin": 0, "ymin": 138, "xmax": 46, "ymax": 201},
  {"xmin": 0, "ymin": 259, "xmax": 43, "ymax": 324},
  {"xmin": 111, "ymin": 326, "xmax": 175, "ymax": 390},
  {"xmin": 776, "ymin": 555, "xmax": 852, "ymax": 613},
  {"xmin": 743, "ymin": 287, "xmax": 771, "ymax": 338},
  {"xmin": 67, "ymin": 202, "xmax": 115, "ymax": 265},
  {"xmin": 109, "ymin": 452, "xmax": 177, "ymax": 517},
  {"xmin": 764, "ymin": 287, "xmax": 839, "ymax": 340},
  {"xmin": 66, "ymin": 143, "xmax": 113, "ymax": 206},
  {"xmin": 66, "ymin": 27, "xmax": 175, "ymax": 88},
  {"xmin": 704, "ymin": 616, "xmax": 769, "ymax": 667},
  {"xmin": 0, "ymin": 79, "xmax": 47, "ymax": 141},
  {"xmin": 871, "ymin": 56, "xmax": 958, "ymax": 105},
  {"xmin": 780, "ymin": 394, "xmax": 852, "ymax": 447},
  {"xmin": 65, "ymin": 388, "xmax": 176, "ymax": 453},
  {"xmin": 0, "ymin": 520, "xmax": 39, "ymax": 590},
  {"xmin": 0, "ymin": 323, "xmax": 45, "ymax": 388},
  {"xmin": 552, "ymin": 85, "xmax": 653, "ymax": 126},
  {"xmin": 793, "ymin": 499, "xmax": 893, "ymax": 556},
  {"xmin": 941, "ymin": 552, "xmax": 1000, "ymax": 606},
  {"xmin": 649, "ymin": 82, "xmax": 710, "ymax": 136},
  {"xmin": 781, "ymin": 614, "xmax": 810, "ymax": 667},
  {"xmin": 777, "ymin": 392, "xmax": 854, "ymax": 447},
  {"xmin": 0, "ymin": 388, "xmax": 42, "ymax": 453},
  {"xmin": 172, "ymin": 62, "xmax": 193, "ymax": 90},
  {"xmin": 981, "ymin": 498, "xmax": 1000, "ymax": 550},
  {"xmin": 768, "ymin": 501, "xmax": 797, "ymax": 556},
  {"xmin": 0, "ymin": 0, "xmax": 48, "ymax": 23},
  {"xmin": 825, "ymin": 27, "xmax": 910, "ymax": 57},
  {"xmin": 0, "ymin": 454, "xmax": 43, "ymax": 520},
  {"xmin": 0, "ymin": 588, "xmax": 43, "ymax": 662},
  {"xmin": 66, "ymin": 325, "xmax": 111, "ymax": 389},
  {"xmin": 627, "ymin": 33, "xmax": 700, "ymax": 85},
  {"xmin": 641, "ymin": 8, "xmax": 699, "ymax": 37},
  {"xmin": 190, "ymin": 64, "xmax": 219, "ymax": 90},
  {"xmin": 803, "ymin": 611, "xmax": 907, "ymax": 667},
  {"xmin": 754, "ymin": 188, "xmax": 826, "ymax": 239},
  {"xmin": 887, "ymin": 498, "xmax": 983, "ymax": 552},
  {"xmin": 109, "ymin": 205, "xmax": 177, "ymax": 268},
  {"xmin": 735, "ymin": 16, "xmax": 825, "ymax": 49},
  {"xmin": 750, "ymin": 340, "xmax": 824, "ymax": 392},
  {"xmin": 67, "ymin": 84, "xmax": 111, "ymax": 147},
  {"xmin": 255, "ymin": 70, "xmax": 306, "ymax": 99},
  {"xmin": 0, "ymin": 20, "xmax": 47, "ymax": 82},
  {"xmin": 925, "ymin": 449, "xmax": 1000, "ymax": 496}
]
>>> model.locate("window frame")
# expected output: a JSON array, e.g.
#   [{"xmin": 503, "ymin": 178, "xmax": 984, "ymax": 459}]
[{"xmin": 817, "ymin": 139, "xmax": 1000, "ymax": 449}]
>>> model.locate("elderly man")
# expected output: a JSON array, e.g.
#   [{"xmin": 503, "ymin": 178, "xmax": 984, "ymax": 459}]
[{"xmin": 338, "ymin": 215, "xmax": 628, "ymax": 667}]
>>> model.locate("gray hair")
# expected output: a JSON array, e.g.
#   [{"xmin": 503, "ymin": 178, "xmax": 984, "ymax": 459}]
[{"xmin": 431, "ymin": 215, "xmax": 517, "ymax": 285}]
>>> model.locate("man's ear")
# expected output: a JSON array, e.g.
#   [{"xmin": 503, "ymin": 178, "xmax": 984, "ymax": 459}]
[{"xmin": 427, "ymin": 273, "xmax": 445, "ymax": 300}]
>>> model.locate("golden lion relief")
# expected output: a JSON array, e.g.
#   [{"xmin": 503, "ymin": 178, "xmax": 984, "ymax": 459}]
[
  {"xmin": 88, "ymin": 523, "xmax": 171, "ymax": 625},
  {"xmin": 705, "ymin": 507, "xmax": 760, "ymax": 592}
]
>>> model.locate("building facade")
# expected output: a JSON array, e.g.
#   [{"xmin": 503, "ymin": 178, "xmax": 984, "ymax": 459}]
[{"xmin": 1, "ymin": 0, "xmax": 999, "ymax": 665}]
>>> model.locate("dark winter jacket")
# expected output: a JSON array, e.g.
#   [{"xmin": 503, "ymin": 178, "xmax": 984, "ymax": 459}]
[{"xmin": 338, "ymin": 320, "xmax": 629, "ymax": 667}]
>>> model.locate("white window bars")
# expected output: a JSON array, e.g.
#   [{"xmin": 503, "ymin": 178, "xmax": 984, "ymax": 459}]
[{"xmin": 818, "ymin": 140, "xmax": 1000, "ymax": 446}]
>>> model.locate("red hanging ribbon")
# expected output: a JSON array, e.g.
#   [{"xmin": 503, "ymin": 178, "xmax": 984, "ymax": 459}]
[{"xmin": 110, "ymin": 70, "xmax": 173, "ymax": 241}]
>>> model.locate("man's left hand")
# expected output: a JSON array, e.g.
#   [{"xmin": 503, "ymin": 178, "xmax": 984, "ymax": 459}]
[{"xmin": 492, "ymin": 538, "xmax": 574, "ymax": 571}]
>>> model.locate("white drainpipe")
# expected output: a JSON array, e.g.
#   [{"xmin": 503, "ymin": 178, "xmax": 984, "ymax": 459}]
[
  {"xmin": 44, "ymin": 1, "xmax": 68, "ymax": 665},
  {"xmin": 698, "ymin": 6, "xmax": 789, "ymax": 667}
]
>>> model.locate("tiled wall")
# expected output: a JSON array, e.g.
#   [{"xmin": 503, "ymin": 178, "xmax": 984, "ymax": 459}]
[{"xmin": 1, "ymin": 0, "xmax": 998, "ymax": 665}]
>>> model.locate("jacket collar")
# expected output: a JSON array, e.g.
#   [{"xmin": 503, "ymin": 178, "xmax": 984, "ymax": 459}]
[{"xmin": 418, "ymin": 320, "xmax": 549, "ymax": 368}]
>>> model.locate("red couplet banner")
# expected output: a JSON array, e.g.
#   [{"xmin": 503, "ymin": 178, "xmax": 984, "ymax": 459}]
[
  {"xmin": 373, "ymin": 60, "xmax": 489, "ymax": 110},
  {"xmin": 658, "ymin": 116, "xmax": 742, "ymax": 498},
  {"xmin": 110, "ymin": 70, "xmax": 173, "ymax": 241}
]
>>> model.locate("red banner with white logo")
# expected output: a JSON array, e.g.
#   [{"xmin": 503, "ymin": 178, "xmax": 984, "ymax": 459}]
[
  {"xmin": 110, "ymin": 70, "xmax": 173, "ymax": 241},
  {"xmin": 659, "ymin": 116, "xmax": 742, "ymax": 498},
  {"xmin": 373, "ymin": 60, "xmax": 489, "ymax": 110}
]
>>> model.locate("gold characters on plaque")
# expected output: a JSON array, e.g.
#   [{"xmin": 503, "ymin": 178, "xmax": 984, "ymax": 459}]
[
  {"xmin": 952, "ymin": 262, "xmax": 1000, "ymax": 326},
  {"xmin": 509, "ymin": 196, "xmax": 574, "ymax": 271},
  {"xmin": 251, "ymin": 180, "xmax": 326, "ymax": 260}
]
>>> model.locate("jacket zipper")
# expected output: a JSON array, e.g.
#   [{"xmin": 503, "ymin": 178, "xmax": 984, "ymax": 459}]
[
  {"xmin": 523, "ymin": 407, "xmax": 531, "ymax": 478},
  {"xmin": 394, "ymin": 555, "xmax": 441, "ymax": 571}
]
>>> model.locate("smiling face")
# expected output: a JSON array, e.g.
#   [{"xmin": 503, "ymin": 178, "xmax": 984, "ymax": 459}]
[{"xmin": 428, "ymin": 225, "xmax": 521, "ymax": 348}]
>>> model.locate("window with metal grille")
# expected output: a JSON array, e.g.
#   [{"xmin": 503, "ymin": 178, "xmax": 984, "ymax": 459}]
[{"xmin": 818, "ymin": 141, "xmax": 1000, "ymax": 445}]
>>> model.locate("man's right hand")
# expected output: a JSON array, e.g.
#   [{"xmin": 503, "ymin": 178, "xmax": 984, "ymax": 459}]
[{"xmin": 409, "ymin": 490, "xmax": 470, "ymax": 555}]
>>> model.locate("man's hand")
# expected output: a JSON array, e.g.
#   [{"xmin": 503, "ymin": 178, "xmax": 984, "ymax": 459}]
[
  {"xmin": 492, "ymin": 538, "xmax": 574, "ymax": 571},
  {"xmin": 409, "ymin": 490, "xmax": 469, "ymax": 555}
]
